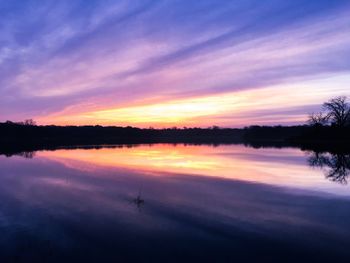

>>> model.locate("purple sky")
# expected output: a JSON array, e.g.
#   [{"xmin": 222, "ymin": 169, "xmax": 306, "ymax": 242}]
[{"xmin": 1, "ymin": 0, "xmax": 350, "ymax": 127}]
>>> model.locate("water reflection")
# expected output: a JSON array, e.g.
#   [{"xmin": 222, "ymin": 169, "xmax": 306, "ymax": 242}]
[
  {"xmin": 308, "ymin": 152, "xmax": 350, "ymax": 184},
  {"xmin": 28, "ymin": 144, "xmax": 349, "ymax": 196},
  {"xmin": 15, "ymin": 144, "xmax": 350, "ymax": 188},
  {"xmin": 133, "ymin": 188, "xmax": 145, "ymax": 210},
  {"xmin": 6, "ymin": 151, "xmax": 36, "ymax": 159},
  {"xmin": 0, "ymin": 144, "xmax": 349, "ymax": 262}
]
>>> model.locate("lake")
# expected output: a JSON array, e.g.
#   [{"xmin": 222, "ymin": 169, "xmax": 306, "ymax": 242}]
[{"xmin": 0, "ymin": 144, "xmax": 349, "ymax": 262}]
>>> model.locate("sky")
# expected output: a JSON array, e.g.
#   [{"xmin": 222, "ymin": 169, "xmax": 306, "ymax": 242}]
[{"xmin": 0, "ymin": 0, "xmax": 350, "ymax": 128}]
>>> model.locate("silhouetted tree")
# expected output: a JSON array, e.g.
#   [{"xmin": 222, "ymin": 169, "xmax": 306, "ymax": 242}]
[
  {"xmin": 308, "ymin": 96, "xmax": 350, "ymax": 127},
  {"xmin": 323, "ymin": 96, "xmax": 350, "ymax": 127},
  {"xmin": 308, "ymin": 112, "xmax": 328, "ymax": 127},
  {"xmin": 23, "ymin": 119, "xmax": 37, "ymax": 126}
]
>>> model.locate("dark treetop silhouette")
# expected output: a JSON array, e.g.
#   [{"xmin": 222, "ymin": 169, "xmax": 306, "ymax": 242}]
[
  {"xmin": 0, "ymin": 96, "xmax": 349, "ymax": 155},
  {"xmin": 308, "ymin": 96, "xmax": 350, "ymax": 127}
]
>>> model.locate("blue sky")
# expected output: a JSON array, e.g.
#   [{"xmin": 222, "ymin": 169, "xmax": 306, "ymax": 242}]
[{"xmin": 0, "ymin": 0, "xmax": 349, "ymax": 126}]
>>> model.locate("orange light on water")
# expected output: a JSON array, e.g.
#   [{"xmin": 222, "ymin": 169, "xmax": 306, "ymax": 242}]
[{"xmin": 37, "ymin": 144, "xmax": 326, "ymax": 190}]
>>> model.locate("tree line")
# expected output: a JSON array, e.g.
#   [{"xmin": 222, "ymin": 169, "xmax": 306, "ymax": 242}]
[{"xmin": 0, "ymin": 96, "xmax": 349, "ymax": 150}]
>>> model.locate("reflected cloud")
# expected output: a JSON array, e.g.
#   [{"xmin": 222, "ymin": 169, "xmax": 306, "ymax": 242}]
[
  {"xmin": 0, "ymin": 144, "xmax": 350, "ymax": 261},
  {"xmin": 0, "ymin": 145, "xmax": 350, "ymax": 261},
  {"xmin": 33, "ymin": 144, "xmax": 350, "ymax": 196}
]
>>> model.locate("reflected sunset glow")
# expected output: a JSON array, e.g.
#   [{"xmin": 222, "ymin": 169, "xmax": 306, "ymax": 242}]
[{"xmin": 37, "ymin": 144, "xmax": 349, "ymax": 195}]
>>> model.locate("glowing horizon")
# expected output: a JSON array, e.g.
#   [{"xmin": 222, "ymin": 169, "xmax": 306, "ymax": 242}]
[
  {"xmin": 1, "ymin": 1, "xmax": 350, "ymax": 127},
  {"xmin": 37, "ymin": 74, "xmax": 350, "ymax": 127}
]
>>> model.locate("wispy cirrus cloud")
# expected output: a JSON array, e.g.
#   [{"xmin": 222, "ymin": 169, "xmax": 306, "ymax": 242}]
[{"xmin": 0, "ymin": 0, "xmax": 349, "ymax": 126}]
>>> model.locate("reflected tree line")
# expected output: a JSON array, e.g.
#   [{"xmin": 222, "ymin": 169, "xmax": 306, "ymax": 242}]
[
  {"xmin": 307, "ymin": 151, "xmax": 350, "ymax": 185},
  {"xmin": 9, "ymin": 147, "xmax": 350, "ymax": 185},
  {"xmin": 15, "ymin": 151, "xmax": 36, "ymax": 159}
]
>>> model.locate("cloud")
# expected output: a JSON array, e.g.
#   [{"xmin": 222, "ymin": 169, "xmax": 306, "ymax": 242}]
[{"xmin": 0, "ymin": 0, "xmax": 350, "ymax": 125}]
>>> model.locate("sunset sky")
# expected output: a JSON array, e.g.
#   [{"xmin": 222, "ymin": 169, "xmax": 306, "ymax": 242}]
[{"xmin": 1, "ymin": 0, "xmax": 350, "ymax": 127}]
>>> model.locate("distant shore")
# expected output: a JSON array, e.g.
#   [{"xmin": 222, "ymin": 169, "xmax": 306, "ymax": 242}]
[{"xmin": 1, "ymin": 122, "xmax": 349, "ymax": 156}]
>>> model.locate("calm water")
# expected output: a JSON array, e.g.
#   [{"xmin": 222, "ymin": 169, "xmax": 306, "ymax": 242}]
[{"xmin": 0, "ymin": 144, "xmax": 349, "ymax": 262}]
